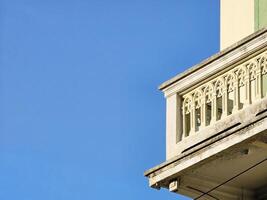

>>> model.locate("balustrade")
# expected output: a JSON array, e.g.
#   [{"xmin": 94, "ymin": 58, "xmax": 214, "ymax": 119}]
[{"xmin": 182, "ymin": 51, "xmax": 267, "ymax": 138}]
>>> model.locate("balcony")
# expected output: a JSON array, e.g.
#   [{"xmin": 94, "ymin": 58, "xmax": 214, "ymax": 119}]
[
  {"xmin": 159, "ymin": 29, "xmax": 267, "ymax": 160},
  {"xmin": 181, "ymin": 50, "xmax": 267, "ymax": 143},
  {"xmin": 183, "ymin": 50, "xmax": 267, "ymax": 136},
  {"xmin": 145, "ymin": 28, "xmax": 267, "ymax": 199}
]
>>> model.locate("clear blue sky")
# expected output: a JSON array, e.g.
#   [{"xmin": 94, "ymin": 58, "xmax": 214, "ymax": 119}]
[{"xmin": 0, "ymin": 0, "xmax": 219, "ymax": 199}]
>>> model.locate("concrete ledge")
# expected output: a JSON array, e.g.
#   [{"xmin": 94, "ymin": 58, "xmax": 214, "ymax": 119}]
[
  {"xmin": 144, "ymin": 98, "xmax": 267, "ymax": 179},
  {"xmin": 144, "ymin": 101, "xmax": 267, "ymax": 188}
]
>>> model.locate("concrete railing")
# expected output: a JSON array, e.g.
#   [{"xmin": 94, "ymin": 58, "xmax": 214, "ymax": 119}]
[{"xmin": 182, "ymin": 50, "xmax": 267, "ymax": 138}]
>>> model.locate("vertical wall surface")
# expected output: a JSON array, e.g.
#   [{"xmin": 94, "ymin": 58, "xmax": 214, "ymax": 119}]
[
  {"xmin": 220, "ymin": 0, "xmax": 254, "ymax": 50},
  {"xmin": 255, "ymin": 0, "xmax": 267, "ymax": 30},
  {"xmin": 220, "ymin": 0, "xmax": 267, "ymax": 50},
  {"xmin": 166, "ymin": 94, "xmax": 178, "ymax": 160}
]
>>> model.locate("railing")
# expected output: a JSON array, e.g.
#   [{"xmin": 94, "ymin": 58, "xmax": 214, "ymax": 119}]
[{"xmin": 182, "ymin": 51, "xmax": 267, "ymax": 138}]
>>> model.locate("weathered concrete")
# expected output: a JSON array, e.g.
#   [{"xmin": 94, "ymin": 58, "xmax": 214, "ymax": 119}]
[
  {"xmin": 145, "ymin": 99, "xmax": 267, "ymax": 180},
  {"xmin": 163, "ymin": 28, "xmax": 267, "ymax": 160},
  {"xmin": 145, "ymin": 112, "xmax": 267, "ymax": 199}
]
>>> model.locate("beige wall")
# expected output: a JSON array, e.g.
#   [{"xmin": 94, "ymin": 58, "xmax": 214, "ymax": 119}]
[{"xmin": 220, "ymin": 0, "xmax": 255, "ymax": 50}]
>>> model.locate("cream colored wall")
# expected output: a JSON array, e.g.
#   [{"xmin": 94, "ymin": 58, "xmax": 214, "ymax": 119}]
[{"xmin": 220, "ymin": 0, "xmax": 255, "ymax": 50}]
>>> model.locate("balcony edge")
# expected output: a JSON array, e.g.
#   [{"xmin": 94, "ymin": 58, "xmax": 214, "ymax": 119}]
[{"xmin": 159, "ymin": 27, "xmax": 267, "ymax": 91}]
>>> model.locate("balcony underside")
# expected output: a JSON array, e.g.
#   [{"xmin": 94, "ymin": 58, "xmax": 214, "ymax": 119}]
[{"xmin": 175, "ymin": 135, "xmax": 267, "ymax": 200}]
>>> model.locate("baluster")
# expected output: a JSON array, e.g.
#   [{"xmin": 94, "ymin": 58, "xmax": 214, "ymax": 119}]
[
  {"xmin": 211, "ymin": 91, "xmax": 217, "ymax": 123},
  {"xmin": 222, "ymin": 82, "xmax": 228, "ymax": 118},
  {"xmin": 190, "ymin": 104, "xmax": 196, "ymax": 134},
  {"xmin": 233, "ymin": 80, "xmax": 239, "ymax": 112},
  {"xmin": 182, "ymin": 106, "xmax": 187, "ymax": 138},
  {"xmin": 244, "ymin": 70, "xmax": 251, "ymax": 105},
  {"xmin": 256, "ymin": 64, "xmax": 262, "ymax": 100},
  {"xmin": 201, "ymin": 96, "xmax": 206, "ymax": 128}
]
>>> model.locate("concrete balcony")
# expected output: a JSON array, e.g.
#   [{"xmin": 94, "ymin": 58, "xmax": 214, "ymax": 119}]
[
  {"xmin": 161, "ymin": 28, "xmax": 267, "ymax": 160},
  {"xmin": 145, "ymin": 28, "xmax": 267, "ymax": 199},
  {"xmin": 171, "ymin": 46, "xmax": 267, "ymax": 160}
]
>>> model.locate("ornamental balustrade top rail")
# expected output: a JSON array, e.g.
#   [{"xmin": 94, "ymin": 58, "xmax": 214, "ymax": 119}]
[{"xmin": 182, "ymin": 50, "xmax": 267, "ymax": 138}]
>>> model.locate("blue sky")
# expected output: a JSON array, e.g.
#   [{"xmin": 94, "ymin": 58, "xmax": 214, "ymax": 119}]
[{"xmin": 0, "ymin": 0, "xmax": 219, "ymax": 199}]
